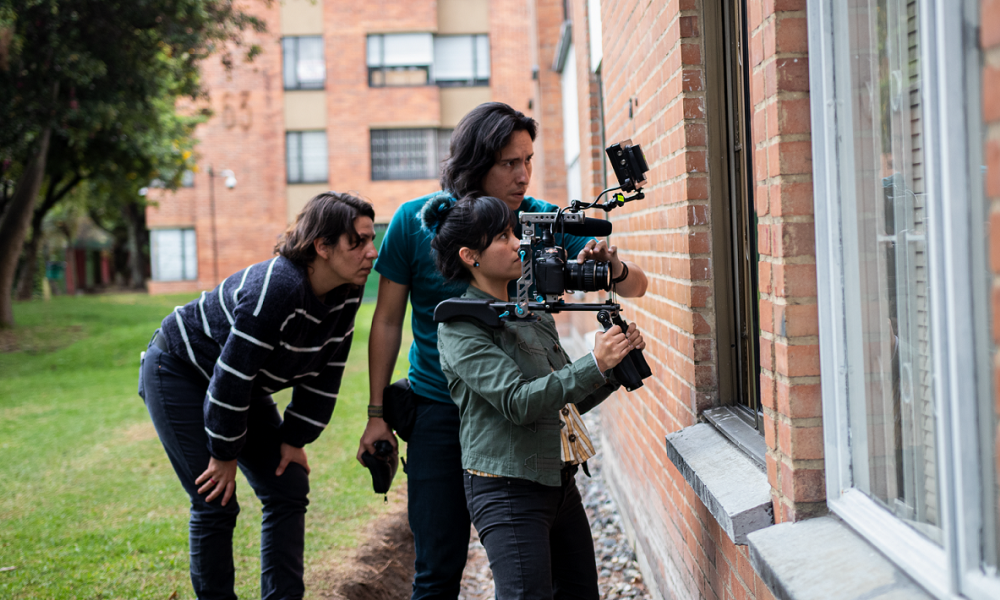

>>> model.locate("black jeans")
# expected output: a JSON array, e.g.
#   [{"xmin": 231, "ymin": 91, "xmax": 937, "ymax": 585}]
[
  {"xmin": 138, "ymin": 338, "xmax": 310, "ymax": 600},
  {"xmin": 405, "ymin": 399, "xmax": 471, "ymax": 599},
  {"xmin": 464, "ymin": 471, "xmax": 599, "ymax": 600}
]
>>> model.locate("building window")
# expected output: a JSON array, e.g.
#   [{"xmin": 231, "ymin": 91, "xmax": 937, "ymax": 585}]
[
  {"xmin": 432, "ymin": 35, "xmax": 490, "ymax": 87},
  {"xmin": 181, "ymin": 169, "xmax": 195, "ymax": 188},
  {"xmin": 559, "ymin": 45, "xmax": 581, "ymax": 203},
  {"xmin": 151, "ymin": 229, "xmax": 197, "ymax": 282},
  {"xmin": 721, "ymin": 0, "xmax": 760, "ymax": 430},
  {"xmin": 282, "ymin": 36, "xmax": 325, "ymax": 90},
  {"xmin": 367, "ymin": 33, "xmax": 433, "ymax": 86},
  {"xmin": 702, "ymin": 0, "xmax": 762, "ymax": 447},
  {"xmin": 811, "ymin": 0, "xmax": 997, "ymax": 598},
  {"xmin": 370, "ymin": 128, "xmax": 452, "ymax": 181},
  {"xmin": 286, "ymin": 131, "xmax": 328, "ymax": 184},
  {"xmin": 367, "ymin": 33, "xmax": 489, "ymax": 87}
]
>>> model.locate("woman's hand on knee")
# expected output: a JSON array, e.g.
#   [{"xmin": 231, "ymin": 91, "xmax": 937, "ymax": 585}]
[
  {"xmin": 593, "ymin": 325, "xmax": 631, "ymax": 373},
  {"xmin": 196, "ymin": 458, "xmax": 238, "ymax": 506},
  {"xmin": 277, "ymin": 443, "xmax": 310, "ymax": 477}
]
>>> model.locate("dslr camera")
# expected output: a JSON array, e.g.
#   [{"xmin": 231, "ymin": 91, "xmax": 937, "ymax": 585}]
[{"xmin": 434, "ymin": 140, "xmax": 652, "ymax": 391}]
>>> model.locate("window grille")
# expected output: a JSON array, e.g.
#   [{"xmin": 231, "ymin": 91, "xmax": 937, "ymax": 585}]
[{"xmin": 371, "ymin": 129, "xmax": 452, "ymax": 181}]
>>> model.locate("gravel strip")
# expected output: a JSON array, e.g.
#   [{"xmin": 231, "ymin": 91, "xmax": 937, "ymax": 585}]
[{"xmin": 458, "ymin": 408, "xmax": 650, "ymax": 600}]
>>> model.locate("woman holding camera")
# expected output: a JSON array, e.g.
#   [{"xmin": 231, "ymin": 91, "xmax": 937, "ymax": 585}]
[
  {"xmin": 423, "ymin": 195, "xmax": 645, "ymax": 600},
  {"xmin": 138, "ymin": 192, "xmax": 378, "ymax": 600}
]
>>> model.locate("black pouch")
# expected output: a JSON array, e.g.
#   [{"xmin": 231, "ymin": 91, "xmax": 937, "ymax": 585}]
[
  {"xmin": 361, "ymin": 440, "xmax": 398, "ymax": 495},
  {"xmin": 383, "ymin": 378, "xmax": 417, "ymax": 442}
]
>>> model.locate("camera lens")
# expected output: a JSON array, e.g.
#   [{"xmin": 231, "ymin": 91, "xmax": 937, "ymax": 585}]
[{"xmin": 564, "ymin": 260, "xmax": 611, "ymax": 292}]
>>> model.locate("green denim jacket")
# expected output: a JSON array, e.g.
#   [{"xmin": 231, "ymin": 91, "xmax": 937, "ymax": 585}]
[{"xmin": 437, "ymin": 286, "xmax": 620, "ymax": 487}]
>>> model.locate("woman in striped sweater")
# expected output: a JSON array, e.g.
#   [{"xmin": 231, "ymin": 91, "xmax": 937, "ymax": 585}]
[{"xmin": 138, "ymin": 192, "xmax": 378, "ymax": 600}]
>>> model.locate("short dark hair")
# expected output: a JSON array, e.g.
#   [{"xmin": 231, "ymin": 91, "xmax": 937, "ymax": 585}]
[
  {"xmin": 440, "ymin": 102, "xmax": 537, "ymax": 199},
  {"xmin": 421, "ymin": 195, "xmax": 515, "ymax": 283},
  {"xmin": 274, "ymin": 191, "xmax": 375, "ymax": 266}
]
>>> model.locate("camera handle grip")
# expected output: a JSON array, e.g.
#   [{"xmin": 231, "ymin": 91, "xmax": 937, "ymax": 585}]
[
  {"xmin": 596, "ymin": 310, "xmax": 644, "ymax": 392},
  {"xmin": 609, "ymin": 313, "xmax": 653, "ymax": 380}
]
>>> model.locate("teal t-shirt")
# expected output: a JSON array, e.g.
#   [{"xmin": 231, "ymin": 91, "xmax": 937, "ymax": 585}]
[{"xmin": 374, "ymin": 191, "xmax": 594, "ymax": 403}]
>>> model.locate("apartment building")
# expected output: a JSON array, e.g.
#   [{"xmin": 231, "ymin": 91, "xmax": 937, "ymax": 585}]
[
  {"xmin": 537, "ymin": 0, "xmax": 1000, "ymax": 599},
  {"xmin": 146, "ymin": 0, "xmax": 538, "ymax": 294}
]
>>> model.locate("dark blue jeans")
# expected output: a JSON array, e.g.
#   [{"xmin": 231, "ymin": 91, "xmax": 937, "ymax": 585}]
[
  {"xmin": 139, "ymin": 339, "xmax": 310, "ymax": 600},
  {"xmin": 464, "ymin": 472, "xmax": 599, "ymax": 600},
  {"xmin": 405, "ymin": 399, "xmax": 470, "ymax": 600}
]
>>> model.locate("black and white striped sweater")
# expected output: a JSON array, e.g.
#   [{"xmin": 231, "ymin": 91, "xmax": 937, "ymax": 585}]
[{"xmin": 159, "ymin": 255, "xmax": 362, "ymax": 460}]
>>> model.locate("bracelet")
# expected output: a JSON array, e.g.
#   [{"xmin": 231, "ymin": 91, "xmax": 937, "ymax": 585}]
[
  {"xmin": 367, "ymin": 405, "xmax": 384, "ymax": 419},
  {"xmin": 611, "ymin": 262, "xmax": 629, "ymax": 284}
]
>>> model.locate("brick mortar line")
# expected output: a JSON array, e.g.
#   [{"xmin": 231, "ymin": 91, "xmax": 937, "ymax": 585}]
[
  {"xmin": 757, "ymin": 214, "xmax": 816, "ymax": 224},
  {"xmin": 768, "ymin": 297, "xmax": 818, "ymax": 306},
  {"xmin": 754, "ymin": 133, "xmax": 813, "ymax": 147},
  {"xmin": 757, "ymin": 255, "xmax": 817, "ymax": 265},
  {"xmin": 750, "ymin": 51, "xmax": 810, "ymax": 74},
  {"xmin": 771, "ymin": 373, "xmax": 822, "ymax": 385}
]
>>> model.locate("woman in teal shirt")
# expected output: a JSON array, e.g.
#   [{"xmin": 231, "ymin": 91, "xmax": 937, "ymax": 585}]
[{"xmin": 424, "ymin": 195, "xmax": 645, "ymax": 600}]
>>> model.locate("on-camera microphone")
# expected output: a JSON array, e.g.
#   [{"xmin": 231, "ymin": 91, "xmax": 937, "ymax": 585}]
[{"xmin": 557, "ymin": 217, "xmax": 613, "ymax": 238}]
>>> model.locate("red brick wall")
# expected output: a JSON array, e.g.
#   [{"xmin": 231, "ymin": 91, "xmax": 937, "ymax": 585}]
[
  {"xmin": 984, "ymin": 0, "xmax": 1000, "ymax": 537},
  {"xmin": 147, "ymin": 0, "xmax": 286, "ymax": 294},
  {"xmin": 592, "ymin": 0, "xmax": 779, "ymax": 598},
  {"xmin": 748, "ymin": 0, "xmax": 823, "ymax": 523},
  {"xmin": 537, "ymin": 0, "xmax": 820, "ymax": 598}
]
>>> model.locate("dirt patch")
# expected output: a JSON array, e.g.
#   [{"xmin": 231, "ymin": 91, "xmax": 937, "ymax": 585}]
[
  {"xmin": 310, "ymin": 486, "xmax": 415, "ymax": 600},
  {"xmin": 0, "ymin": 324, "xmax": 85, "ymax": 354}
]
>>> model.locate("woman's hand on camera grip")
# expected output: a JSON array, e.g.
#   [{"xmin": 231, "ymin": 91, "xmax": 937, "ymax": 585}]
[
  {"xmin": 196, "ymin": 457, "xmax": 238, "ymax": 506},
  {"xmin": 594, "ymin": 323, "xmax": 647, "ymax": 373},
  {"xmin": 593, "ymin": 325, "xmax": 631, "ymax": 373},
  {"xmin": 625, "ymin": 322, "xmax": 645, "ymax": 351}
]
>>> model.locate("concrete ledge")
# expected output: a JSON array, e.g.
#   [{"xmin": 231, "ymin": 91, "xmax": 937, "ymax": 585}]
[
  {"xmin": 747, "ymin": 516, "xmax": 933, "ymax": 600},
  {"xmin": 664, "ymin": 423, "xmax": 772, "ymax": 545}
]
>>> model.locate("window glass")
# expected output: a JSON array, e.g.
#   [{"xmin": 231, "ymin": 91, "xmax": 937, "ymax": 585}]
[
  {"xmin": 282, "ymin": 36, "xmax": 325, "ymax": 90},
  {"xmin": 377, "ymin": 33, "xmax": 433, "ymax": 66},
  {"xmin": 843, "ymin": 0, "xmax": 940, "ymax": 543},
  {"xmin": 475, "ymin": 35, "xmax": 491, "ymax": 79},
  {"xmin": 151, "ymin": 229, "xmax": 197, "ymax": 282},
  {"xmin": 433, "ymin": 36, "xmax": 475, "ymax": 82},
  {"xmin": 286, "ymin": 131, "xmax": 328, "ymax": 184},
  {"xmin": 296, "ymin": 37, "xmax": 325, "ymax": 86}
]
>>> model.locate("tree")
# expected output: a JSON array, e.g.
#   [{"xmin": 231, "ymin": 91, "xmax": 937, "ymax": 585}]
[{"xmin": 0, "ymin": 0, "xmax": 266, "ymax": 327}]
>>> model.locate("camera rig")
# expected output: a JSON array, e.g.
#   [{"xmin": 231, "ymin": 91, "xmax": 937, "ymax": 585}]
[{"xmin": 433, "ymin": 140, "xmax": 653, "ymax": 391}]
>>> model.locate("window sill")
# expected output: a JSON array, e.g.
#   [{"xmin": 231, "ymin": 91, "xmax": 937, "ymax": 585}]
[
  {"xmin": 701, "ymin": 406, "xmax": 766, "ymax": 468},
  {"xmin": 747, "ymin": 515, "xmax": 934, "ymax": 600},
  {"xmin": 664, "ymin": 423, "xmax": 772, "ymax": 545}
]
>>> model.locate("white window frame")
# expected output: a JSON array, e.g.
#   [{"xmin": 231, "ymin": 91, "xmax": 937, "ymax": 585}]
[{"xmin": 808, "ymin": 0, "xmax": 997, "ymax": 598}]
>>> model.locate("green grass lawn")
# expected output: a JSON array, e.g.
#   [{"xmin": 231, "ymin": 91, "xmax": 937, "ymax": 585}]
[{"xmin": 0, "ymin": 292, "xmax": 411, "ymax": 599}]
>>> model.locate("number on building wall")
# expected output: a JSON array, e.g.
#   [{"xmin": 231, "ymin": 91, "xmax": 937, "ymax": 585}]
[{"xmin": 221, "ymin": 92, "xmax": 252, "ymax": 131}]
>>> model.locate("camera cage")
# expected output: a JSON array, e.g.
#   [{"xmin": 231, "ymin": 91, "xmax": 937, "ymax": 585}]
[
  {"xmin": 433, "ymin": 139, "xmax": 649, "ymax": 325},
  {"xmin": 432, "ymin": 139, "xmax": 652, "ymax": 390}
]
